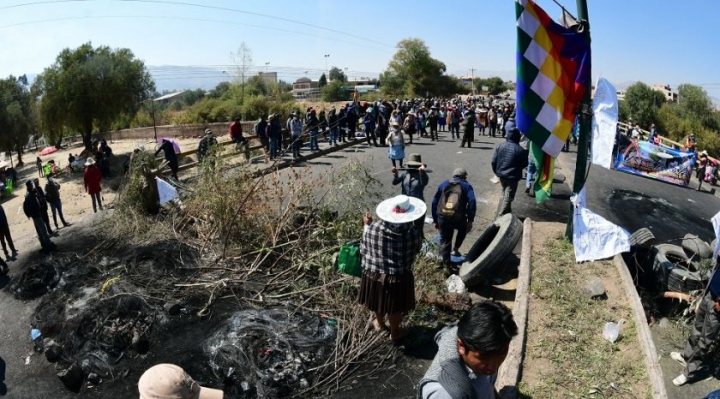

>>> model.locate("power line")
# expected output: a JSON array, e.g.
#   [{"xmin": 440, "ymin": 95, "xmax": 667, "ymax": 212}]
[
  {"xmin": 0, "ymin": 14, "xmax": 391, "ymax": 52},
  {"xmin": 0, "ymin": 0, "xmax": 394, "ymax": 48}
]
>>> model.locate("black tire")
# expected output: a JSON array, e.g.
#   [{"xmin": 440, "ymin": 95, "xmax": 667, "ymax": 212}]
[
  {"xmin": 465, "ymin": 223, "xmax": 501, "ymax": 263},
  {"xmin": 630, "ymin": 228, "xmax": 655, "ymax": 248},
  {"xmin": 681, "ymin": 234, "xmax": 713, "ymax": 259},
  {"xmin": 667, "ymin": 267, "xmax": 704, "ymax": 293},
  {"xmin": 653, "ymin": 244, "xmax": 689, "ymax": 292},
  {"xmin": 459, "ymin": 213, "xmax": 523, "ymax": 287}
]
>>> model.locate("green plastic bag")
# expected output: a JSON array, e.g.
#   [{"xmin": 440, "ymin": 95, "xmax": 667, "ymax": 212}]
[{"xmin": 337, "ymin": 241, "xmax": 362, "ymax": 277}]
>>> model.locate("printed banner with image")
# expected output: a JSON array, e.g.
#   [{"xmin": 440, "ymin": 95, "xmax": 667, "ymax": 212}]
[{"xmin": 614, "ymin": 141, "xmax": 695, "ymax": 187}]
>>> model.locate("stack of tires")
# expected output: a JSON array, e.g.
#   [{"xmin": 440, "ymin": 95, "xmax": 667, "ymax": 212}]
[{"xmin": 650, "ymin": 233, "xmax": 713, "ymax": 294}]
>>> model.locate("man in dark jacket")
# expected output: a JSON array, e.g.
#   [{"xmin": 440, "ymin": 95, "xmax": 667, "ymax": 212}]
[
  {"xmin": 45, "ymin": 176, "xmax": 70, "ymax": 230},
  {"xmin": 491, "ymin": 127, "xmax": 529, "ymax": 217},
  {"xmin": 33, "ymin": 178, "xmax": 54, "ymax": 236},
  {"xmin": 23, "ymin": 180, "xmax": 55, "ymax": 252},
  {"xmin": 0, "ymin": 204, "xmax": 17, "ymax": 261},
  {"xmin": 197, "ymin": 129, "xmax": 218, "ymax": 162},
  {"xmin": 155, "ymin": 139, "xmax": 179, "ymax": 180},
  {"xmin": 432, "ymin": 168, "xmax": 477, "ymax": 270},
  {"xmin": 461, "ymin": 109, "xmax": 476, "ymax": 148}
]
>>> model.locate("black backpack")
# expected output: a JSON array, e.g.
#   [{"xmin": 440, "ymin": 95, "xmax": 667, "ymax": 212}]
[{"xmin": 438, "ymin": 182, "xmax": 466, "ymax": 220}]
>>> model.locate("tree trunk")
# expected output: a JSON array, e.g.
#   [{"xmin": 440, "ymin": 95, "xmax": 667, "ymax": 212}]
[
  {"xmin": 82, "ymin": 132, "xmax": 93, "ymax": 152},
  {"xmin": 15, "ymin": 143, "xmax": 24, "ymax": 166}
]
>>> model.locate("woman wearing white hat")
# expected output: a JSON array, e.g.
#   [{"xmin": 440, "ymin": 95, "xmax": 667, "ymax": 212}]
[{"xmin": 358, "ymin": 195, "xmax": 425, "ymax": 341}]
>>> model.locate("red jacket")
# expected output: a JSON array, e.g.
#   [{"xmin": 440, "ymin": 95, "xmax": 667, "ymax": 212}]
[
  {"xmin": 83, "ymin": 165, "xmax": 102, "ymax": 194},
  {"xmin": 229, "ymin": 121, "xmax": 243, "ymax": 139}
]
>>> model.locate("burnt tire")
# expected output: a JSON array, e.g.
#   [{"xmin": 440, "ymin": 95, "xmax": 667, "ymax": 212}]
[
  {"xmin": 653, "ymin": 244, "xmax": 689, "ymax": 292},
  {"xmin": 630, "ymin": 228, "xmax": 655, "ymax": 248},
  {"xmin": 667, "ymin": 267, "xmax": 704, "ymax": 294},
  {"xmin": 459, "ymin": 213, "xmax": 523, "ymax": 287},
  {"xmin": 682, "ymin": 234, "xmax": 713, "ymax": 259}
]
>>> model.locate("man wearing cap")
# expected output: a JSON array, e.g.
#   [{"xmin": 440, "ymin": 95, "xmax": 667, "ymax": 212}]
[
  {"xmin": 492, "ymin": 126, "xmax": 528, "ymax": 217},
  {"xmin": 359, "ymin": 195, "xmax": 425, "ymax": 341},
  {"xmin": 197, "ymin": 129, "xmax": 218, "ymax": 162},
  {"xmin": 23, "ymin": 180, "xmax": 56, "ymax": 252},
  {"xmin": 267, "ymin": 114, "xmax": 283, "ymax": 160},
  {"xmin": 83, "ymin": 158, "xmax": 103, "ymax": 213},
  {"xmin": 138, "ymin": 363, "xmax": 223, "ymax": 399},
  {"xmin": 432, "ymin": 168, "xmax": 477, "ymax": 270}
]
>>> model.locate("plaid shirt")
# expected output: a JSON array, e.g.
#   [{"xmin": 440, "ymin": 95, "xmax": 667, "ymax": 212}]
[{"xmin": 361, "ymin": 220, "xmax": 422, "ymax": 275}]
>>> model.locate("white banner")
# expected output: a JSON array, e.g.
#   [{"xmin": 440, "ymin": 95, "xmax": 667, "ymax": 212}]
[
  {"xmin": 711, "ymin": 210, "xmax": 720, "ymax": 259},
  {"xmin": 156, "ymin": 177, "xmax": 179, "ymax": 205},
  {"xmin": 572, "ymin": 188, "xmax": 630, "ymax": 262},
  {"xmin": 591, "ymin": 78, "xmax": 619, "ymax": 169}
]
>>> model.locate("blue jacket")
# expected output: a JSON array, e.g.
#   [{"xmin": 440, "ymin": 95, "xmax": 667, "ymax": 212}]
[
  {"xmin": 492, "ymin": 128, "xmax": 528, "ymax": 180},
  {"xmin": 431, "ymin": 177, "xmax": 476, "ymax": 223}
]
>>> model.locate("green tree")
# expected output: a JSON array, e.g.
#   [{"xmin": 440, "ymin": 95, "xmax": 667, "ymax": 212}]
[
  {"xmin": 623, "ymin": 82, "xmax": 666, "ymax": 128},
  {"xmin": 474, "ymin": 77, "xmax": 508, "ymax": 95},
  {"xmin": 677, "ymin": 84, "xmax": 718, "ymax": 130},
  {"xmin": 328, "ymin": 67, "xmax": 347, "ymax": 83},
  {"xmin": 380, "ymin": 38, "xmax": 448, "ymax": 97},
  {"xmin": 318, "ymin": 73, "xmax": 328, "ymax": 88},
  {"xmin": 34, "ymin": 43, "xmax": 154, "ymax": 150},
  {"xmin": 182, "ymin": 89, "xmax": 205, "ymax": 106},
  {"xmin": 321, "ymin": 81, "xmax": 347, "ymax": 102},
  {"xmin": 0, "ymin": 75, "xmax": 35, "ymax": 165}
]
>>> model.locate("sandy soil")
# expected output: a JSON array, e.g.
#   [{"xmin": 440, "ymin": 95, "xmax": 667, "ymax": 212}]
[{"xmin": 2, "ymin": 138, "xmax": 206, "ymax": 266}]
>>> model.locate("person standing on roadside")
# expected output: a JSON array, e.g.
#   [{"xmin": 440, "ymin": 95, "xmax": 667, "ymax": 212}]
[
  {"xmin": 23, "ymin": 180, "xmax": 56, "ymax": 253},
  {"xmin": 0, "ymin": 204, "xmax": 18, "ymax": 261},
  {"xmin": 267, "ymin": 114, "xmax": 282, "ymax": 161},
  {"xmin": 290, "ymin": 113, "xmax": 304, "ymax": 161},
  {"xmin": 492, "ymin": 126, "xmax": 528, "ymax": 217},
  {"xmin": 83, "ymin": 158, "xmax": 103, "ymax": 213},
  {"xmin": 306, "ymin": 108, "xmax": 320, "ymax": 151},
  {"xmin": 392, "ymin": 153, "xmax": 429, "ymax": 233},
  {"xmin": 328, "ymin": 107, "xmax": 339, "ymax": 147},
  {"xmin": 432, "ymin": 168, "xmax": 476, "ymax": 271},
  {"xmin": 33, "ymin": 178, "xmax": 54, "ymax": 236},
  {"xmin": 460, "ymin": 108, "xmax": 476, "ymax": 148},
  {"xmin": 45, "ymin": 176, "xmax": 70, "ymax": 230},
  {"xmin": 155, "ymin": 139, "xmax": 179, "ymax": 180},
  {"xmin": 358, "ymin": 195, "xmax": 425, "ymax": 342}
]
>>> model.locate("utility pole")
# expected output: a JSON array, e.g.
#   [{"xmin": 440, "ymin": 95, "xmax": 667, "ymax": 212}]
[
  {"xmin": 324, "ymin": 54, "xmax": 330, "ymax": 78},
  {"xmin": 470, "ymin": 68, "xmax": 476, "ymax": 96},
  {"xmin": 566, "ymin": 0, "xmax": 592, "ymax": 239}
]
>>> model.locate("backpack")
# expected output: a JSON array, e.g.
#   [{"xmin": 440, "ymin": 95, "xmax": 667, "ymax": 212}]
[{"xmin": 438, "ymin": 182, "xmax": 466, "ymax": 220}]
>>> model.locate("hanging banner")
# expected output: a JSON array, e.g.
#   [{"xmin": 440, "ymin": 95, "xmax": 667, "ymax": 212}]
[
  {"xmin": 572, "ymin": 188, "xmax": 631, "ymax": 262},
  {"xmin": 591, "ymin": 78, "xmax": 618, "ymax": 169},
  {"xmin": 614, "ymin": 141, "xmax": 695, "ymax": 187}
]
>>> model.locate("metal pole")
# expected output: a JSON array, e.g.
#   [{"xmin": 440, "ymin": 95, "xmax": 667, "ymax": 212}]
[
  {"xmin": 566, "ymin": 0, "xmax": 591, "ymax": 239},
  {"xmin": 151, "ymin": 99, "xmax": 158, "ymax": 142}
]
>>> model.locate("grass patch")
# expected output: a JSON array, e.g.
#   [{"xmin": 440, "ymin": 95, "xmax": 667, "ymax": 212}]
[{"xmin": 522, "ymin": 233, "xmax": 651, "ymax": 399}]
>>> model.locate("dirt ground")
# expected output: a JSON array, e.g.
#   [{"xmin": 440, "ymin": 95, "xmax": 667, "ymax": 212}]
[
  {"xmin": 2, "ymin": 138, "xmax": 207, "ymax": 266},
  {"xmin": 521, "ymin": 222, "xmax": 650, "ymax": 399}
]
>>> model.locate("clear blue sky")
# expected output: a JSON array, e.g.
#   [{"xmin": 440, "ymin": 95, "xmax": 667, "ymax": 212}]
[{"xmin": 1, "ymin": 0, "xmax": 719, "ymax": 99}]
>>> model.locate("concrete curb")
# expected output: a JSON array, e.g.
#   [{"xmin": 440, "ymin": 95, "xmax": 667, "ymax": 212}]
[
  {"xmin": 497, "ymin": 217, "xmax": 532, "ymax": 398},
  {"xmin": 613, "ymin": 254, "xmax": 669, "ymax": 399}
]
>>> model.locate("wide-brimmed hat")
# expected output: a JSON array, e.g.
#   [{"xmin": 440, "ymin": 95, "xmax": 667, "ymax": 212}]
[
  {"xmin": 390, "ymin": 120, "xmax": 400, "ymax": 127},
  {"xmin": 204, "ymin": 128, "xmax": 213, "ymax": 136},
  {"xmin": 406, "ymin": 153, "xmax": 424, "ymax": 168},
  {"xmin": 375, "ymin": 195, "xmax": 427, "ymax": 224},
  {"xmin": 85, "ymin": 158, "xmax": 96, "ymax": 166},
  {"xmin": 138, "ymin": 364, "xmax": 223, "ymax": 399}
]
